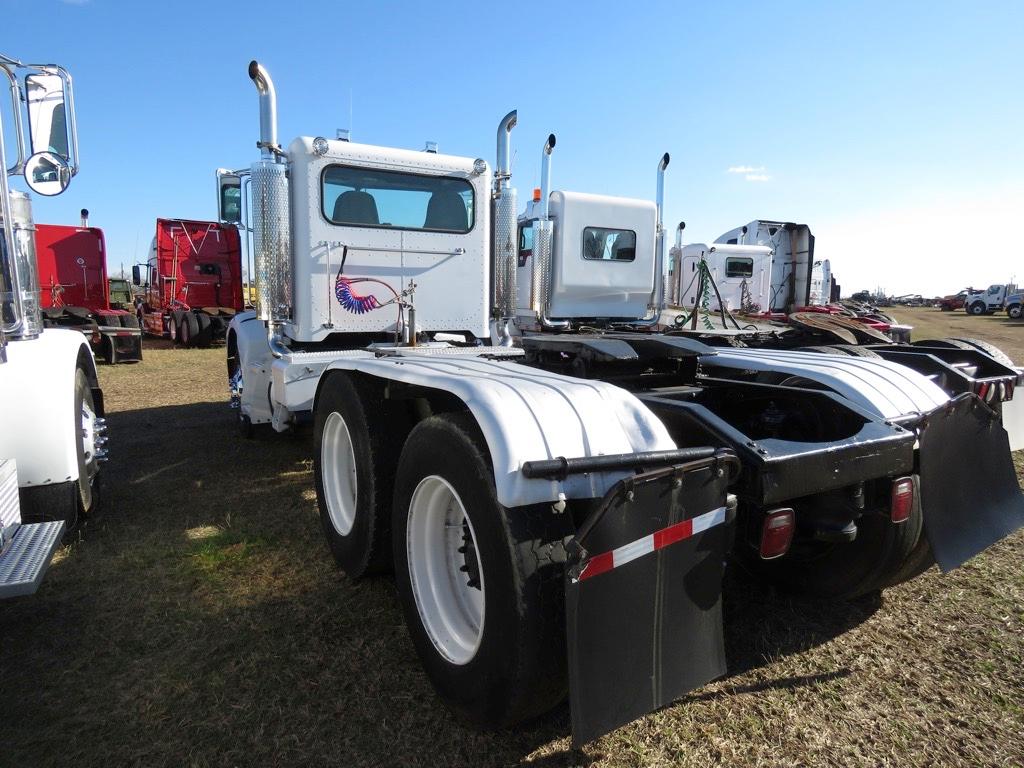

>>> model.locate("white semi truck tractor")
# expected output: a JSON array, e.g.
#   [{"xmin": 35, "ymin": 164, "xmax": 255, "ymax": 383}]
[
  {"xmin": 0, "ymin": 54, "xmax": 107, "ymax": 597},
  {"xmin": 219, "ymin": 61, "xmax": 1024, "ymax": 744}
]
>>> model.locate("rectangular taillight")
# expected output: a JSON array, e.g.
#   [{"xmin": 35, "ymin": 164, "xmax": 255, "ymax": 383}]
[
  {"xmin": 890, "ymin": 476, "xmax": 915, "ymax": 523},
  {"xmin": 760, "ymin": 508, "xmax": 795, "ymax": 560}
]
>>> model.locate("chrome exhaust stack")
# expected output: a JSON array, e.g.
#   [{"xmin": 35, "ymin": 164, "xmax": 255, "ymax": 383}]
[
  {"xmin": 533, "ymin": 134, "xmax": 568, "ymax": 330},
  {"xmin": 248, "ymin": 60, "xmax": 280, "ymax": 159},
  {"xmin": 668, "ymin": 221, "xmax": 685, "ymax": 306},
  {"xmin": 639, "ymin": 153, "xmax": 670, "ymax": 325},
  {"xmin": 248, "ymin": 60, "xmax": 291, "ymax": 355},
  {"xmin": 491, "ymin": 110, "xmax": 518, "ymax": 345}
]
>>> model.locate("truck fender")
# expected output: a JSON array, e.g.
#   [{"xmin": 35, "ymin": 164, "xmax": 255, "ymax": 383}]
[
  {"xmin": 227, "ymin": 311, "xmax": 275, "ymax": 425},
  {"xmin": 0, "ymin": 329, "xmax": 97, "ymax": 488},
  {"xmin": 317, "ymin": 355, "xmax": 676, "ymax": 508}
]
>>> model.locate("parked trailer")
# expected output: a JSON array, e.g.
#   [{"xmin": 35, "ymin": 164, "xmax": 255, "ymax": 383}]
[
  {"xmin": 218, "ymin": 61, "xmax": 1024, "ymax": 745},
  {"xmin": 135, "ymin": 218, "xmax": 243, "ymax": 347},
  {"xmin": 35, "ymin": 212, "xmax": 143, "ymax": 364},
  {"xmin": 0, "ymin": 53, "xmax": 108, "ymax": 596}
]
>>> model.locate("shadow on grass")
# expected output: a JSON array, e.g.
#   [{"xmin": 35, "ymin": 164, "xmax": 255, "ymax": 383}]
[{"xmin": 0, "ymin": 399, "xmax": 880, "ymax": 767}]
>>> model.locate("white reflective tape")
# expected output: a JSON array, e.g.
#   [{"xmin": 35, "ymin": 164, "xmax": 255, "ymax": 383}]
[
  {"xmin": 611, "ymin": 534, "xmax": 655, "ymax": 570},
  {"xmin": 691, "ymin": 506, "xmax": 727, "ymax": 535}
]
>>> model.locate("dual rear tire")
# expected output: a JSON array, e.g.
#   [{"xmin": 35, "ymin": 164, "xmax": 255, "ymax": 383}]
[{"xmin": 312, "ymin": 374, "xmax": 570, "ymax": 727}]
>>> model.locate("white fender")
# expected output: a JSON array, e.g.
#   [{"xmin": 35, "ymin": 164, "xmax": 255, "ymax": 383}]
[
  {"xmin": 703, "ymin": 347, "xmax": 949, "ymax": 418},
  {"xmin": 228, "ymin": 311, "xmax": 275, "ymax": 425},
  {"xmin": 320, "ymin": 353, "xmax": 676, "ymax": 508},
  {"xmin": 0, "ymin": 329, "xmax": 94, "ymax": 488}
]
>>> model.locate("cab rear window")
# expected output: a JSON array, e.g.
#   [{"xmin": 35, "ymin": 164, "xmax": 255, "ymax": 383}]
[{"xmin": 322, "ymin": 165, "xmax": 474, "ymax": 233}]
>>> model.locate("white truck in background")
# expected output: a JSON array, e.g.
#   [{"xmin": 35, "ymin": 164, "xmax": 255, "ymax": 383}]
[
  {"xmin": 0, "ymin": 54, "xmax": 107, "ymax": 597},
  {"xmin": 965, "ymin": 283, "xmax": 1017, "ymax": 316},
  {"xmin": 215, "ymin": 60, "xmax": 1024, "ymax": 745}
]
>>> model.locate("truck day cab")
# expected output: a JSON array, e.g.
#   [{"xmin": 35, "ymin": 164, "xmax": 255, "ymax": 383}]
[
  {"xmin": 0, "ymin": 54, "xmax": 107, "ymax": 596},
  {"xmin": 219, "ymin": 61, "xmax": 1024, "ymax": 744}
]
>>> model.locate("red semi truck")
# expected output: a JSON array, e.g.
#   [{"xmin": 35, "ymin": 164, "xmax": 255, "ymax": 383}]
[
  {"xmin": 134, "ymin": 218, "xmax": 243, "ymax": 347},
  {"xmin": 35, "ymin": 211, "xmax": 143, "ymax": 364}
]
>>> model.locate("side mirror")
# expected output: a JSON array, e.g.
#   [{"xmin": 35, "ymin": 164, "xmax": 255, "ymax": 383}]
[
  {"xmin": 132, "ymin": 265, "xmax": 143, "ymax": 287},
  {"xmin": 25, "ymin": 72, "xmax": 71, "ymax": 162},
  {"xmin": 216, "ymin": 169, "xmax": 242, "ymax": 224},
  {"xmin": 23, "ymin": 151, "xmax": 71, "ymax": 196}
]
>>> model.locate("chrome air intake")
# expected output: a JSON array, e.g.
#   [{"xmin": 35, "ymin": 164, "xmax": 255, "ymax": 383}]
[
  {"xmin": 248, "ymin": 60, "xmax": 291, "ymax": 331},
  {"xmin": 0, "ymin": 191, "xmax": 42, "ymax": 341},
  {"xmin": 491, "ymin": 110, "xmax": 518, "ymax": 325}
]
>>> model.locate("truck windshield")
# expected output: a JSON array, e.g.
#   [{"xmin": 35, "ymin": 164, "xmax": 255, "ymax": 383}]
[
  {"xmin": 322, "ymin": 165, "xmax": 474, "ymax": 234},
  {"xmin": 582, "ymin": 227, "xmax": 636, "ymax": 262}
]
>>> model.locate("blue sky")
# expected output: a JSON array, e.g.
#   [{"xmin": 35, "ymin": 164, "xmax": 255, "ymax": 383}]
[{"xmin": 6, "ymin": 0, "xmax": 1023, "ymax": 297}]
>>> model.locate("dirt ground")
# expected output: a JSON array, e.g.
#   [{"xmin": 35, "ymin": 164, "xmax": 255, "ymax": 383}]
[{"xmin": 1, "ymin": 310, "xmax": 1022, "ymax": 767}]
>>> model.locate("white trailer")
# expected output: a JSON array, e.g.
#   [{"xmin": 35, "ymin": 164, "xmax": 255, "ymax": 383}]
[
  {"xmin": 0, "ymin": 54, "xmax": 107, "ymax": 597},
  {"xmin": 218, "ymin": 61, "xmax": 1024, "ymax": 745}
]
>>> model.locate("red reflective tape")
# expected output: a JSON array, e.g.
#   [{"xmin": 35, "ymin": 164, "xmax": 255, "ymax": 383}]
[
  {"xmin": 578, "ymin": 550, "xmax": 614, "ymax": 581},
  {"xmin": 653, "ymin": 518, "xmax": 693, "ymax": 551},
  {"xmin": 576, "ymin": 506, "xmax": 726, "ymax": 582}
]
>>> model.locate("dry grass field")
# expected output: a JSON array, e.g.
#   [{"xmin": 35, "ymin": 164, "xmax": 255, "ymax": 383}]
[{"xmin": 1, "ymin": 307, "xmax": 1022, "ymax": 767}]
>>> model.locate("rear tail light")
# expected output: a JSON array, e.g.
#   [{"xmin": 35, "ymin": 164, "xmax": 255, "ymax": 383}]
[
  {"xmin": 760, "ymin": 508, "xmax": 795, "ymax": 560},
  {"xmin": 890, "ymin": 476, "xmax": 915, "ymax": 523},
  {"xmin": 977, "ymin": 381, "xmax": 990, "ymax": 401}
]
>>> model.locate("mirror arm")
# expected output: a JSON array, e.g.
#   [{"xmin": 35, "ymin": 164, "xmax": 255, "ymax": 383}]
[
  {"xmin": 0, "ymin": 64, "xmax": 24, "ymax": 175},
  {"xmin": 56, "ymin": 65, "xmax": 78, "ymax": 176}
]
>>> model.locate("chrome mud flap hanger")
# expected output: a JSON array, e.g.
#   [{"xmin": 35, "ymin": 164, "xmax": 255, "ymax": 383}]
[{"xmin": 526, "ymin": 448, "xmax": 739, "ymax": 746}]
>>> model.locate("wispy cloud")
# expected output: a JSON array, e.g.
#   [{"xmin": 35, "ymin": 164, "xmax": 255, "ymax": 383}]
[{"xmin": 727, "ymin": 165, "xmax": 771, "ymax": 182}]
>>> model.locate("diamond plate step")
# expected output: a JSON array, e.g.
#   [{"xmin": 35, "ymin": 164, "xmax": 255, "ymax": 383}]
[{"xmin": 0, "ymin": 520, "xmax": 65, "ymax": 599}]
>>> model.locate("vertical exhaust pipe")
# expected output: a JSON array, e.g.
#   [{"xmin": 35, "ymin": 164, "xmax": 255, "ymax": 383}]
[
  {"xmin": 80, "ymin": 208, "xmax": 89, "ymax": 227},
  {"xmin": 248, "ymin": 60, "xmax": 279, "ymax": 159},
  {"xmin": 534, "ymin": 134, "xmax": 568, "ymax": 330},
  {"xmin": 495, "ymin": 110, "xmax": 516, "ymax": 191},
  {"xmin": 491, "ymin": 110, "xmax": 518, "ymax": 345},
  {"xmin": 668, "ymin": 221, "xmax": 685, "ymax": 306},
  {"xmin": 639, "ymin": 152, "xmax": 670, "ymax": 325},
  {"xmin": 248, "ymin": 60, "xmax": 291, "ymax": 356},
  {"xmin": 540, "ymin": 133, "xmax": 555, "ymax": 220}
]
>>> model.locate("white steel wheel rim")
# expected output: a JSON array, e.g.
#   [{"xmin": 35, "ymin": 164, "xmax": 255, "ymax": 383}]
[
  {"xmin": 321, "ymin": 412, "xmax": 358, "ymax": 536},
  {"xmin": 407, "ymin": 475, "xmax": 485, "ymax": 665}
]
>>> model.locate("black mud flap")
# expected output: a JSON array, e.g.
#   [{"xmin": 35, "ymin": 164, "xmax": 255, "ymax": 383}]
[
  {"xmin": 919, "ymin": 394, "xmax": 1024, "ymax": 571},
  {"xmin": 565, "ymin": 451, "xmax": 738, "ymax": 746}
]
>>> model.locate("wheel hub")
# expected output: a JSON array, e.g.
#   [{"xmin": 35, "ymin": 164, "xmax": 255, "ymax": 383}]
[{"xmin": 407, "ymin": 475, "xmax": 485, "ymax": 665}]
